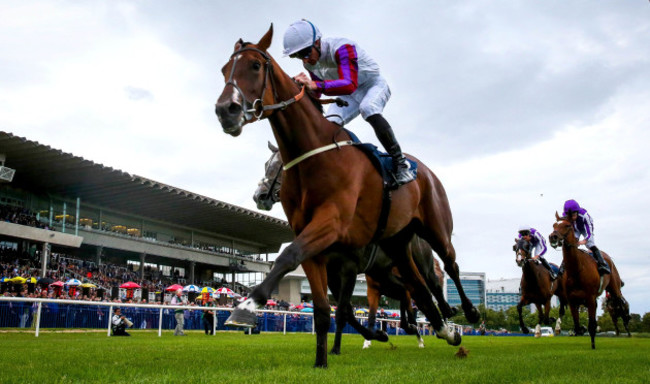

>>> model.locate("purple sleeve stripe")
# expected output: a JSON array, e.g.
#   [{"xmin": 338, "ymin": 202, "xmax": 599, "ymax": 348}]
[{"xmin": 321, "ymin": 44, "xmax": 358, "ymax": 95}]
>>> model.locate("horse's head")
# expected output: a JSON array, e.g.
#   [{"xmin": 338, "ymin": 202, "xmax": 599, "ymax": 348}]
[
  {"xmin": 215, "ymin": 25, "xmax": 276, "ymax": 136},
  {"xmin": 513, "ymin": 237, "xmax": 532, "ymax": 267},
  {"xmin": 253, "ymin": 141, "xmax": 283, "ymax": 211},
  {"xmin": 549, "ymin": 211, "xmax": 577, "ymax": 249}
]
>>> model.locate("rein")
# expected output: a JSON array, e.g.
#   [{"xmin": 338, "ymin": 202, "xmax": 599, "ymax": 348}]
[{"xmin": 226, "ymin": 47, "xmax": 306, "ymax": 121}]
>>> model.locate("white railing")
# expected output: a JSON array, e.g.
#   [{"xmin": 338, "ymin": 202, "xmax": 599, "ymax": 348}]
[{"xmin": 0, "ymin": 297, "xmax": 460, "ymax": 338}]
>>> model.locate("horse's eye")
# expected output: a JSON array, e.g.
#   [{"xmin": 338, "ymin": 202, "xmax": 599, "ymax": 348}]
[{"xmin": 252, "ymin": 61, "xmax": 261, "ymax": 71}]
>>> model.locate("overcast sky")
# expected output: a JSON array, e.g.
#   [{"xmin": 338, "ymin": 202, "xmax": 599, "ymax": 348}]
[{"xmin": 1, "ymin": 1, "xmax": 648, "ymax": 314}]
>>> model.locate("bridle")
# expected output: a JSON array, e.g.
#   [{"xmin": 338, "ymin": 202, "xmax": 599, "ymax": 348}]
[
  {"xmin": 550, "ymin": 220, "xmax": 578, "ymax": 249},
  {"xmin": 224, "ymin": 46, "xmax": 305, "ymax": 122},
  {"xmin": 514, "ymin": 239, "xmax": 532, "ymax": 267},
  {"xmin": 260, "ymin": 154, "xmax": 283, "ymax": 204}
]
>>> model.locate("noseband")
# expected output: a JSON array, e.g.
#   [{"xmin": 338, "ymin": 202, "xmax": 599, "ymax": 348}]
[{"xmin": 225, "ymin": 46, "xmax": 305, "ymax": 121}]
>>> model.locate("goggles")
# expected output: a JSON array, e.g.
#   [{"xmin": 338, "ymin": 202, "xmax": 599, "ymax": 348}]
[{"xmin": 290, "ymin": 46, "xmax": 313, "ymax": 59}]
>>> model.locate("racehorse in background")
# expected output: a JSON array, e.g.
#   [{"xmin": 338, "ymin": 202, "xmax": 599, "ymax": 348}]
[
  {"xmin": 513, "ymin": 237, "xmax": 566, "ymax": 336},
  {"xmin": 216, "ymin": 25, "xmax": 475, "ymax": 367},
  {"xmin": 254, "ymin": 143, "xmax": 451, "ymax": 352},
  {"xmin": 549, "ymin": 212, "xmax": 625, "ymax": 349}
]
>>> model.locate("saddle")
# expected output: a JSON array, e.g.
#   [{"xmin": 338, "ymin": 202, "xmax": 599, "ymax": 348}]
[
  {"xmin": 343, "ymin": 128, "xmax": 418, "ymax": 242},
  {"xmin": 344, "ymin": 128, "xmax": 418, "ymax": 188}
]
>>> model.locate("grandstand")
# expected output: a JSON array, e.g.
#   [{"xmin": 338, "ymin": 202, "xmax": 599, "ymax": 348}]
[{"xmin": 0, "ymin": 131, "xmax": 294, "ymax": 296}]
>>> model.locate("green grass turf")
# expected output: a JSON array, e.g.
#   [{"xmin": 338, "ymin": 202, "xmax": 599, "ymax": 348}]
[{"xmin": 0, "ymin": 330, "xmax": 648, "ymax": 384}]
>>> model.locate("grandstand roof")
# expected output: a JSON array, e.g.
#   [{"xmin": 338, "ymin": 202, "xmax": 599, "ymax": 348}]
[{"xmin": 0, "ymin": 131, "xmax": 293, "ymax": 252}]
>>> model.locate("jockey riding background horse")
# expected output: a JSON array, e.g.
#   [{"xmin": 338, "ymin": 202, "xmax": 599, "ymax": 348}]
[
  {"xmin": 513, "ymin": 237, "xmax": 566, "ymax": 336},
  {"xmin": 549, "ymin": 212, "xmax": 625, "ymax": 349}
]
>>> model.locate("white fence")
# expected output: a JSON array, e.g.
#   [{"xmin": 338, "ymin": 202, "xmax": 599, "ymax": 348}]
[{"xmin": 0, "ymin": 297, "xmax": 461, "ymax": 338}]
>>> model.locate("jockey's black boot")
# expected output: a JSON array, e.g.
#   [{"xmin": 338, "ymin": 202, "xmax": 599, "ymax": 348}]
[
  {"xmin": 540, "ymin": 258, "xmax": 557, "ymax": 280},
  {"xmin": 367, "ymin": 114, "xmax": 415, "ymax": 188},
  {"xmin": 589, "ymin": 246, "xmax": 611, "ymax": 275}
]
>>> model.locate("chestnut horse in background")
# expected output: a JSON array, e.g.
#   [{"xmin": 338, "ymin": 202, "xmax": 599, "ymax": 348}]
[
  {"xmin": 254, "ymin": 143, "xmax": 451, "ymax": 352},
  {"xmin": 216, "ymin": 25, "xmax": 474, "ymax": 367},
  {"xmin": 549, "ymin": 212, "xmax": 625, "ymax": 349},
  {"xmin": 513, "ymin": 237, "xmax": 566, "ymax": 335}
]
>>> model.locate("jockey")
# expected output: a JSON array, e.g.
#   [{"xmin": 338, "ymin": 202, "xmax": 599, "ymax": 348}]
[
  {"xmin": 518, "ymin": 226, "xmax": 556, "ymax": 280},
  {"xmin": 283, "ymin": 19, "xmax": 414, "ymax": 189},
  {"xmin": 562, "ymin": 199, "xmax": 610, "ymax": 276}
]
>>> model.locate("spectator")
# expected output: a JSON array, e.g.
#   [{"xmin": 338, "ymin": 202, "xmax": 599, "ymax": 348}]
[
  {"xmin": 202, "ymin": 299, "xmax": 215, "ymax": 335},
  {"xmin": 111, "ymin": 308, "xmax": 130, "ymax": 336},
  {"xmin": 171, "ymin": 289, "xmax": 186, "ymax": 336}
]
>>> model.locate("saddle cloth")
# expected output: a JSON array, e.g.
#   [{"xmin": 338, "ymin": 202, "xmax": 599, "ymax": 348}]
[{"xmin": 344, "ymin": 128, "xmax": 418, "ymax": 186}]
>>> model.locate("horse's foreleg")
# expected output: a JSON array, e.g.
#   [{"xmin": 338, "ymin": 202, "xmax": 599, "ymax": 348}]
[
  {"xmin": 569, "ymin": 303, "xmax": 582, "ymax": 336},
  {"xmin": 517, "ymin": 300, "xmax": 529, "ymax": 334},
  {"xmin": 327, "ymin": 263, "xmax": 344, "ymax": 355},
  {"xmin": 303, "ymin": 259, "xmax": 331, "ymax": 368},
  {"xmin": 227, "ymin": 218, "xmax": 338, "ymax": 327},
  {"xmin": 587, "ymin": 300, "xmax": 597, "ymax": 349}
]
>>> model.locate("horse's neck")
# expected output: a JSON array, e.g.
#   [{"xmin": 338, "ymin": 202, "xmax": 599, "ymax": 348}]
[
  {"xmin": 562, "ymin": 244, "xmax": 583, "ymax": 274},
  {"xmin": 522, "ymin": 260, "xmax": 540, "ymax": 285},
  {"xmin": 267, "ymin": 65, "xmax": 343, "ymax": 165}
]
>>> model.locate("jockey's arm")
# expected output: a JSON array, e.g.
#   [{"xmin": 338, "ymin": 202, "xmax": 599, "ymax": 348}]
[{"xmin": 313, "ymin": 44, "xmax": 359, "ymax": 96}]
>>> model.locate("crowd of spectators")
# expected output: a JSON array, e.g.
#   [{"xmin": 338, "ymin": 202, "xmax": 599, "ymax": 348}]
[
  {"xmin": 1, "ymin": 202, "xmax": 266, "ymax": 263},
  {"xmin": 0, "ymin": 205, "xmax": 48, "ymax": 229}
]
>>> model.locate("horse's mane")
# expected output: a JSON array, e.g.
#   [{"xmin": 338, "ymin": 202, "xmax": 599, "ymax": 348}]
[{"xmin": 306, "ymin": 92, "xmax": 324, "ymax": 114}]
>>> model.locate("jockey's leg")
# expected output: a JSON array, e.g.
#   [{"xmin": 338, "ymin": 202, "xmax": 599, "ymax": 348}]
[
  {"xmin": 366, "ymin": 114, "xmax": 414, "ymax": 187},
  {"xmin": 589, "ymin": 246, "xmax": 611, "ymax": 275},
  {"xmin": 539, "ymin": 257, "xmax": 557, "ymax": 280}
]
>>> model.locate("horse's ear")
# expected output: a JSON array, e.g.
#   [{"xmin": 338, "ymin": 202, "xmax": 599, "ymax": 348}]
[
  {"xmin": 268, "ymin": 141, "xmax": 278, "ymax": 152},
  {"xmin": 257, "ymin": 24, "xmax": 273, "ymax": 52},
  {"xmin": 555, "ymin": 211, "xmax": 561, "ymax": 221},
  {"xmin": 234, "ymin": 38, "xmax": 244, "ymax": 51}
]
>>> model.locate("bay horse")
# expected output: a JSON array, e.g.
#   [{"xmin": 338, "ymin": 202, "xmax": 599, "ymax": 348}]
[
  {"xmin": 253, "ymin": 143, "xmax": 451, "ymax": 351},
  {"xmin": 215, "ymin": 25, "xmax": 475, "ymax": 367},
  {"xmin": 513, "ymin": 237, "xmax": 566, "ymax": 335},
  {"xmin": 548, "ymin": 212, "xmax": 625, "ymax": 349}
]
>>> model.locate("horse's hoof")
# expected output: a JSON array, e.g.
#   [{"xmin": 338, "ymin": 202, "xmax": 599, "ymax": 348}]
[
  {"xmin": 225, "ymin": 307, "xmax": 257, "ymax": 328},
  {"xmin": 313, "ymin": 362, "xmax": 328, "ymax": 369},
  {"xmin": 450, "ymin": 332, "xmax": 462, "ymax": 346},
  {"xmin": 446, "ymin": 307, "xmax": 458, "ymax": 318},
  {"xmin": 329, "ymin": 349, "xmax": 341, "ymax": 355},
  {"xmin": 465, "ymin": 307, "xmax": 481, "ymax": 323},
  {"xmin": 375, "ymin": 330, "xmax": 389, "ymax": 342},
  {"xmin": 405, "ymin": 324, "xmax": 419, "ymax": 335}
]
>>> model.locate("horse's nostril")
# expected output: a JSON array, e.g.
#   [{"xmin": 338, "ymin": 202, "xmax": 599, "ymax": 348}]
[{"xmin": 228, "ymin": 103, "xmax": 241, "ymax": 115}]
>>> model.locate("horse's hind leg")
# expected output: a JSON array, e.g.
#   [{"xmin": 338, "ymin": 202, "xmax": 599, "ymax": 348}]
[
  {"xmin": 427, "ymin": 236, "xmax": 480, "ymax": 323},
  {"xmin": 363, "ymin": 281, "xmax": 381, "ymax": 349},
  {"xmin": 413, "ymin": 237, "xmax": 456, "ymax": 319},
  {"xmin": 382, "ymin": 233, "xmax": 460, "ymax": 346}
]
